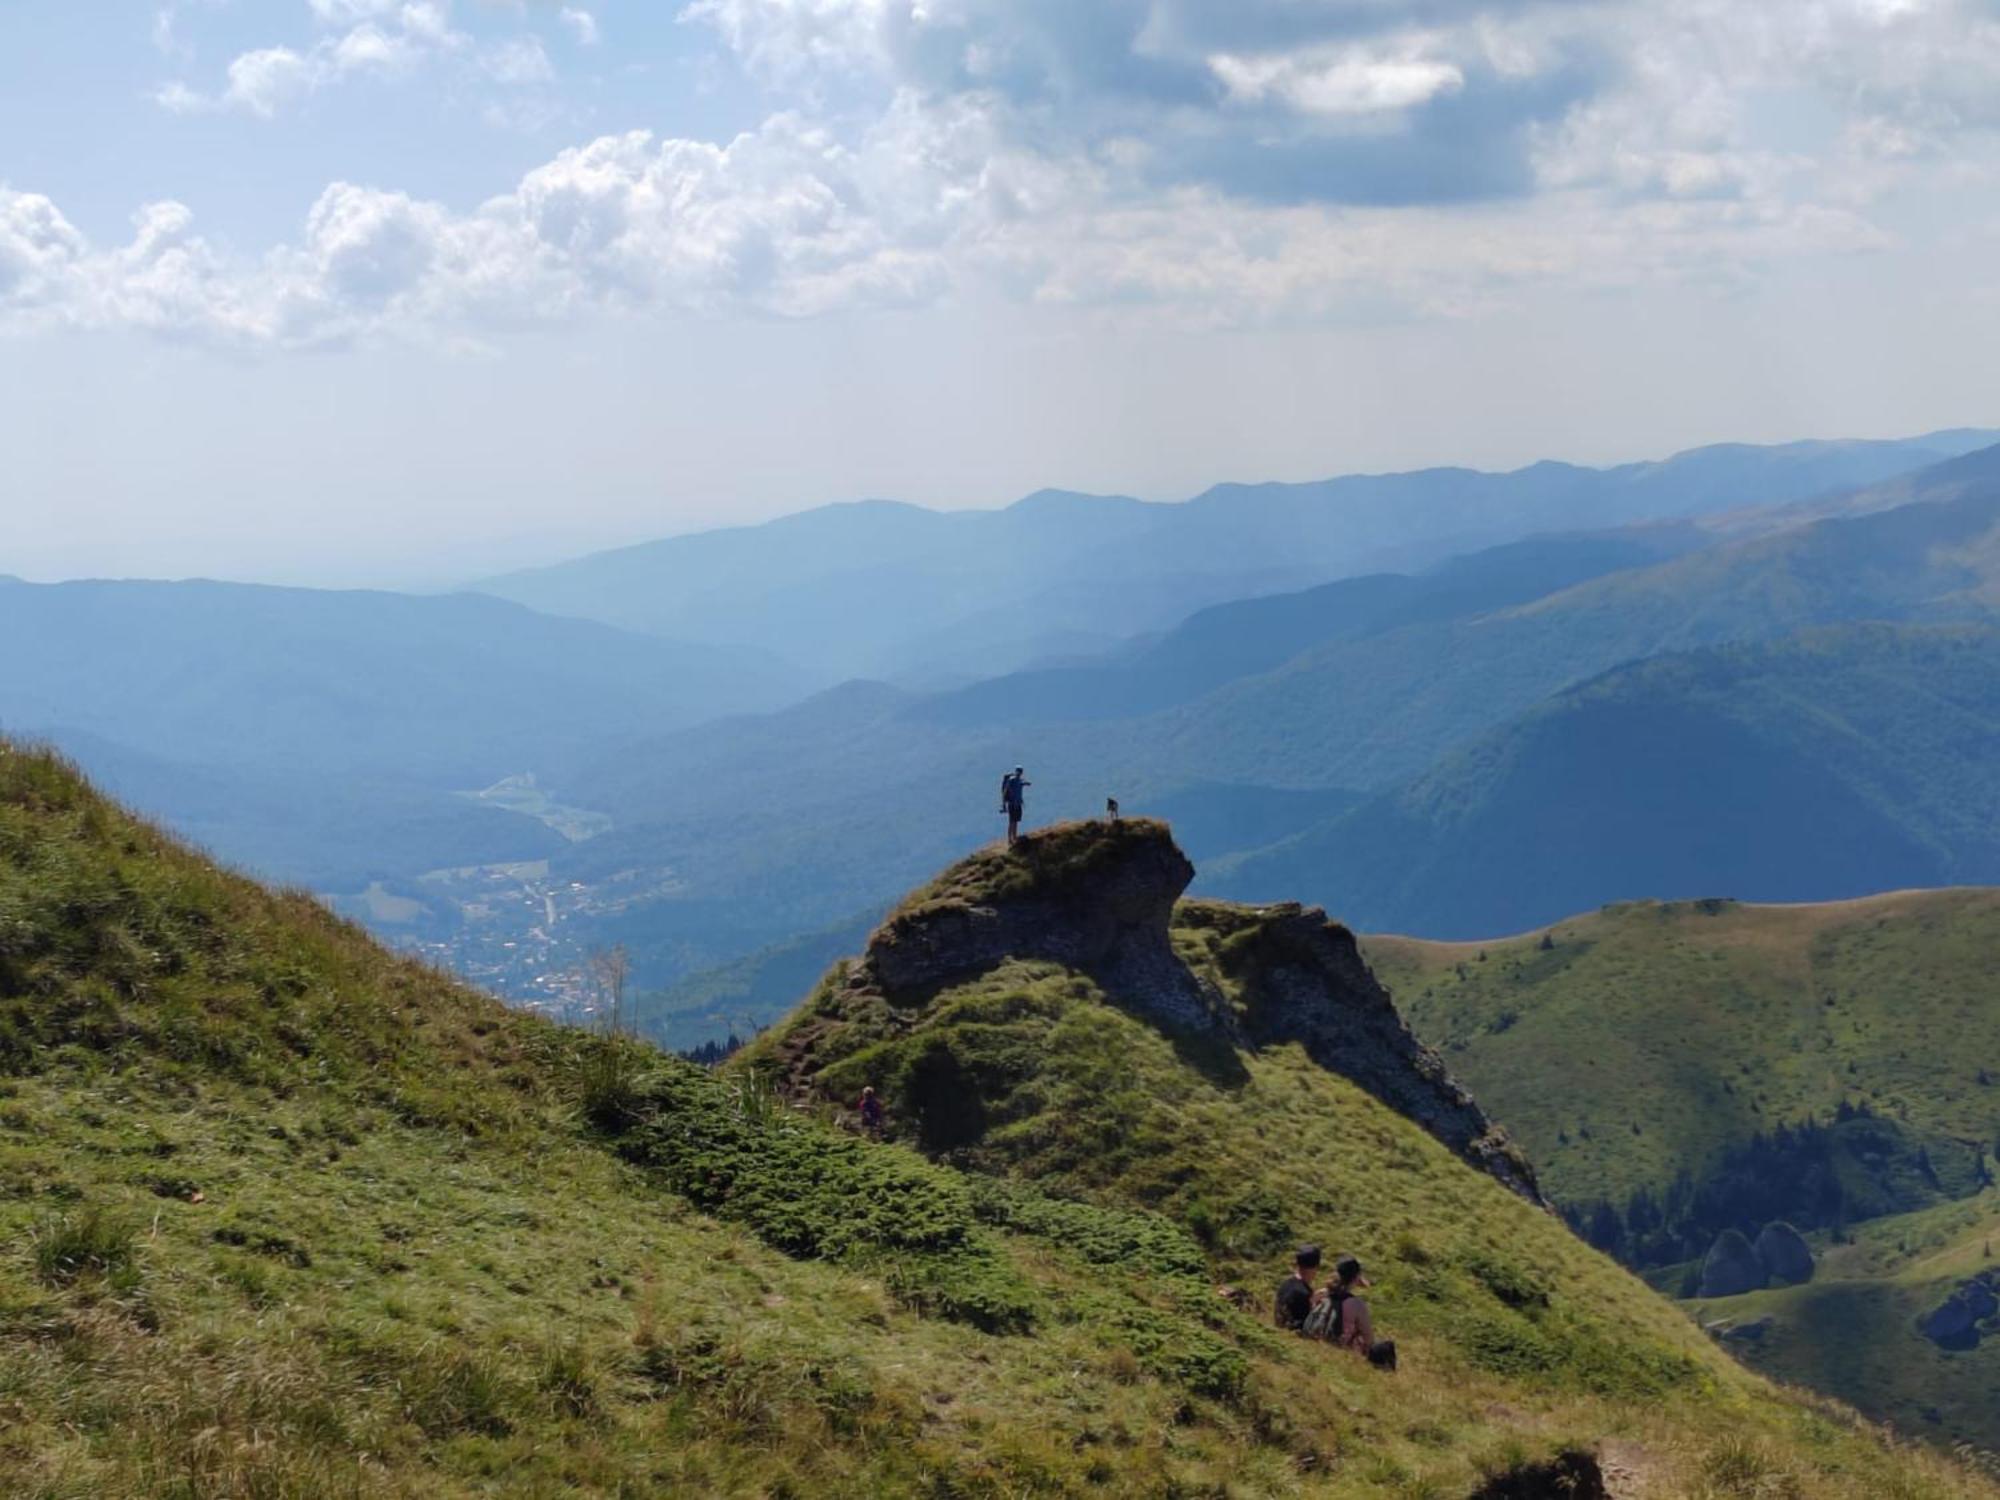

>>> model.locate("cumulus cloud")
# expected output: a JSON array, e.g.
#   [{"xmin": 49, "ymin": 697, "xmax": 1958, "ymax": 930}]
[
  {"xmin": 1208, "ymin": 48, "xmax": 1466, "ymax": 116},
  {"xmin": 26, "ymin": 0, "xmax": 2000, "ymax": 347},
  {"xmin": 560, "ymin": 8, "xmax": 601, "ymax": 47},
  {"xmin": 156, "ymin": 0, "xmax": 471, "ymax": 115}
]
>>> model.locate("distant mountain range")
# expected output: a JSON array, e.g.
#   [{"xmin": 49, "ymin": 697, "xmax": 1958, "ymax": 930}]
[
  {"xmin": 0, "ymin": 578, "xmax": 806, "ymax": 887},
  {"xmin": 533, "ymin": 439, "xmax": 2000, "ymax": 992},
  {"xmin": 7, "ymin": 428, "xmax": 1999, "ymax": 998},
  {"xmin": 477, "ymin": 429, "xmax": 1997, "ymax": 682},
  {"xmin": 1211, "ymin": 622, "xmax": 2000, "ymax": 935}
]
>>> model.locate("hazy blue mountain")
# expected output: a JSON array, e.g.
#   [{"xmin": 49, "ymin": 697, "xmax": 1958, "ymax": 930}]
[
  {"xmin": 539, "ymin": 442, "xmax": 2000, "ymax": 988},
  {"xmin": 0, "ymin": 578, "xmax": 808, "ymax": 784},
  {"xmin": 40, "ymin": 728, "xmax": 564, "ymax": 890},
  {"xmin": 0, "ymin": 578, "xmax": 811, "ymax": 896},
  {"xmin": 1209, "ymin": 623, "xmax": 2000, "ymax": 937},
  {"xmin": 478, "ymin": 431, "xmax": 1995, "ymax": 683},
  {"xmin": 1129, "ymin": 439, "xmax": 2000, "ymax": 794},
  {"xmin": 905, "ymin": 526, "xmax": 1708, "ymax": 729}
]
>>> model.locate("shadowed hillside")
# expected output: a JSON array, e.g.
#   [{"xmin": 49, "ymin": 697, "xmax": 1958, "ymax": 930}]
[{"xmin": 4, "ymin": 748, "xmax": 1993, "ymax": 1495}]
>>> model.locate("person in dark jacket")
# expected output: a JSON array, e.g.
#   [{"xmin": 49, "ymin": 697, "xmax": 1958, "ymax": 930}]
[
  {"xmin": 1000, "ymin": 767, "xmax": 1030, "ymax": 845},
  {"xmin": 1274, "ymin": 1244, "xmax": 1321, "ymax": 1330}
]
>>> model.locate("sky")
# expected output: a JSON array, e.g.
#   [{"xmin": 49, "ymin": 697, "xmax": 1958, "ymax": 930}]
[{"xmin": 3, "ymin": 0, "xmax": 1999, "ymax": 587}]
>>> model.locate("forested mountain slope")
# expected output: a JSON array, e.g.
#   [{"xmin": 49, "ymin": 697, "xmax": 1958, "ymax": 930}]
[{"xmin": 1214, "ymin": 623, "xmax": 2000, "ymax": 935}]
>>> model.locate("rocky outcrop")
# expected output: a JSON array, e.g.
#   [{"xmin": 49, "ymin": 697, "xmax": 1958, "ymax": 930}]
[
  {"xmin": 863, "ymin": 819, "xmax": 1212, "ymax": 1028},
  {"xmin": 1921, "ymin": 1272, "xmax": 2000, "ymax": 1351},
  {"xmin": 1753, "ymin": 1222, "xmax": 1815, "ymax": 1286},
  {"xmin": 1176, "ymin": 897, "xmax": 1544, "ymax": 1204},
  {"xmin": 1699, "ymin": 1229, "xmax": 1767, "ymax": 1298},
  {"xmin": 1698, "ymin": 1222, "xmax": 1816, "ymax": 1298},
  {"xmin": 809, "ymin": 818, "xmax": 1544, "ymax": 1204}
]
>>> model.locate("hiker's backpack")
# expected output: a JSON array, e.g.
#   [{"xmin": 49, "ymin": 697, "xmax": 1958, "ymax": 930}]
[{"xmin": 1301, "ymin": 1288, "xmax": 1349, "ymax": 1342}]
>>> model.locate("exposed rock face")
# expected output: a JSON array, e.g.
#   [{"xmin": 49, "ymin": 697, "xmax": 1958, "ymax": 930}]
[
  {"xmin": 864, "ymin": 820, "xmax": 1211, "ymax": 1028},
  {"xmin": 810, "ymin": 818, "xmax": 1544, "ymax": 1204},
  {"xmin": 1921, "ymin": 1272, "xmax": 2000, "ymax": 1351},
  {"xmin": 1699, "ymin": 1229, "xmax": 1767, "ymax": 1298},
  {"xmin": 1176, "ymin": 898, "xmax": 1544, "ymax": 1203},
  {"xmin": 1720, "ymin": 1316, "xmax": 1772, "ymax": 1343},
  {"xmin": 1753, "ymin": 1222, "xmax": 1815, "ymax": 1286}
]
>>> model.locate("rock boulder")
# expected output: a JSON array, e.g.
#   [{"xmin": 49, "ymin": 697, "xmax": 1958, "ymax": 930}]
[{"xmin": 1753, "ymin": 1222, "xmax": 1815, "ymax": 1286}]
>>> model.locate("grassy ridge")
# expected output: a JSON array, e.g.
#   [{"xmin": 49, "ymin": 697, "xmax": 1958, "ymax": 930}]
[
  {"xmin": 1687, "ymin": 1194, "xmax": 2000, "ymax": 1456},
  {"xmin": 1368, "ymin": 889, "xmax": 2000, "ymax": 1212},
  {"xmin": 1368, "ymin": 891, "xmax": 2000, "ymax": 1456},
  {"xmin": 740, "ymin": 856, "xmax": 2000, "ymax": 1494},
  {"xmin": 3, "ymin": 743, "xmax": 1995, "ymax": 1495}
]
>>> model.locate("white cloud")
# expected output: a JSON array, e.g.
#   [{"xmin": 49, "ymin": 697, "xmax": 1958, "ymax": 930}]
[
  {"xmin": 485, "ymin": 36, "xmax": 554, "ymax": 86},
  {"xmin": 560, "ymin": 8, "xmax": 601, "ymax": 47},
  {"xmin": 157, "ymin": 0, "xmax": 471, "ymax": 116},
  {"xmin": 38, "ymin": 0, "xmax": 2000, "ymax": 348},
  {"xmin": 677, "ymin": 0, "xmax": 887, "ymax": 83},
  {"xmin": 1209, "ymin": 48, "xmax": 1465, "ymax": 116},
  {"xmin": 224, "ymin": 46, "xmax": 318, "ymax": 117},
  {"xmin": 308, "ymin": 0, "xmax": 405, "ymax": 23}
]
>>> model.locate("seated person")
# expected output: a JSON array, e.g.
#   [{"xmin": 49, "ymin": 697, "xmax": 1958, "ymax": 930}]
[
  {"xmin": 1273, "ymin": 1244, "xmax": 1321, "ymax": 1331},
  {"xmin": 1324, "ymin": 1254, "xmax": 1397, "ymax": 1370}
]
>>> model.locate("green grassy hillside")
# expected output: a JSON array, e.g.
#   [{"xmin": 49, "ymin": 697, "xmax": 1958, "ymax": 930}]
[
  {"xmin": 1369, "ymin": 890, "xmax": 2000, "ymax": 1456},
  {"xmin": 4, "ymin": 749, "xmax": 1993, "ymax": 1496},
  {"xmin": 1682, "ymin": 1193, "xmax": 2000, "ymax": 1458},
  {"xmin": 1368, "ymin": 888, "xmax": 2000, "ymax": 1220},
  {"xmin": 734, "ymin": 819, "xmax": 2000, "ymax": 1493}
]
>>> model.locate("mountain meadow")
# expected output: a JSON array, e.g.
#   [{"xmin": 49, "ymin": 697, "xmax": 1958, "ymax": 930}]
[
  {"xmin": 1369, "ymin": 889, "xmax": 2000, "ymax": 1453},
  {"xmin": 4, "ymin": 745, "xmax": 1996, "ymax": 1498}
]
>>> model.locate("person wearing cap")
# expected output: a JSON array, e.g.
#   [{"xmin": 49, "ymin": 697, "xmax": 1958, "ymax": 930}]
[
  {"xmin": 999, "ymin": 766, "xmax": 1031, "ymax": 845},
  {"xmin": 1325, "ymin": 1254, "xmax": 1397, "ymax": 1370},
  {"xmin": 1274, "ymin": 1244, "xmax": 1321, "ymax": 1331},
  {"xmin": 857, "ymin": 1085, "xmax": 884, "ymax": 1136}
]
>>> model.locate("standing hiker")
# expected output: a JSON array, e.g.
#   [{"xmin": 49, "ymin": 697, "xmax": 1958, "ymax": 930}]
[
  {"xmin": 858, "ymin": 1085, "xmax": 885, "ymax": 1137},
  {"xmin": 1000, "ymin": 766, "xmax": 1030, "ymax": 845}
]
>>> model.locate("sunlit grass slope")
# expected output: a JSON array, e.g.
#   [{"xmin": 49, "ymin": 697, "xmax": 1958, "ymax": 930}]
[
  {"xmin": 2, "ymin": 747, "xmax": 1993, "ymax": 1496},
  {"xmin": 1366, "ymin": 890, "xmax": 2000, "ymax": 1211},
  {"xmin": 1685, "ymin": 1191, "xmax": 2000, "ymax": 1457},
  {"xmin": 738, "ymin": 826, "xmax": 2000, "ymax": 1496}
]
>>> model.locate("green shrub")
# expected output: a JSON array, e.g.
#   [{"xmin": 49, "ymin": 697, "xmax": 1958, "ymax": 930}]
[
  {"xmin": 968, "ymin": 1179, "xmax": 1206, "ymax": 1277},
  {"xmin": 885, "ymin": 1247, "xmax": 1037, "ymax": 1334}
]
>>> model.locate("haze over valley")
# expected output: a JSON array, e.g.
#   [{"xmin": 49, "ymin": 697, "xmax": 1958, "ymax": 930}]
[{"xmin": 10, "ymin": 1, "xmax": 2000, "ymax": 1490}]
